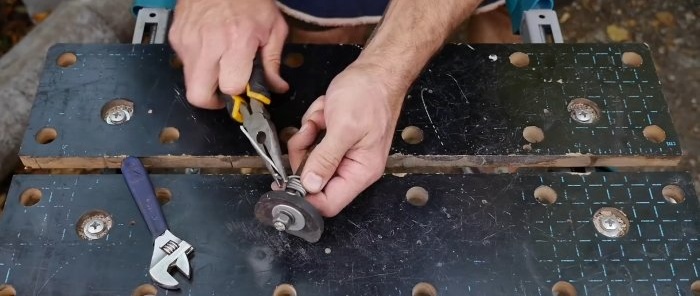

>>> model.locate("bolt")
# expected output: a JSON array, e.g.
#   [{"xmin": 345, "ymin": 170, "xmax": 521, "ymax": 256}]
[
  {"xmin": 86, "ymin": 219, "xmax": 105, "ymax": 234},
  {"xmin": 273, "ymin": 213, "xmax": 291, "ymax": 231},
  {"xmin": 601, "ymin": 217, "xmax": 619, "ymax": 230}
]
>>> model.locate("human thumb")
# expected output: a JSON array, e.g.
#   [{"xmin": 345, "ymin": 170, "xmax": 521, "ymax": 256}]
[{"xmin": 300, "ymin": 132, "xmax": 355, "ymax": 193}]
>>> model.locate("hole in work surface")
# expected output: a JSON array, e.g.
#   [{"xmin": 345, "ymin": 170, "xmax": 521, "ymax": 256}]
[
  {"xmin": 412, "ymin": 282, "xmax": 437, "ymax": 296},
  {"xmin": 691, "ymin": 280, "xmax": 700, "ymax": 295},
  {"xmin": 662, "ymin": 185, "xmax": 685, "ymax": 204},
  {"xmin": 567, "ymin": 98, "xmax": 601, "ymax": 124},
  {"xmin": 643, "ymin": 125, "xmax": 666, "ymax": 143},
  {"xmin": 76, "ymin": 210, "xmax": 113, "ymax": 240},
  {"xmin": 159, "ymin": 127, "xmax": 180, "ymax": 144},
  {"xmin": 155, "ymin": 188, "xmax": 172, "ymax": 205},
  {"xmin": 283, "ymin": 53, "xmax": 304, "ymax": 68},
  {"xmin": 35, "ymin": 127, "xmax": 57, "ymax": 144},
  {"xmin": 509, "ymin": 52, "xmax": 530, "ymax": 68},
  {"xmin": 522, "ymin": 126, "xmax": 544, "ymax": 143},
  {"xmin": 56, "ymin": 52, "xmax": 77, "ymax": 67},
  {"xmin": 551, "ymin": 281, "xmax": 577, "ymax": 296},
  {"xmin": 19, "ymin": 188, "xmax": 42, "ymax": 207},
  {"xmin": 534, "ymin": 185, "xmax": 557, "ymax": 205},
  {"xmin": 0, "ymin": 284, "xmax": 17, "ymax": 296},
  {"xmin": 272, "ymin": 284, "xmax": 296, "ymax": 296},
  {"xmin": 101, "ymin": 99, "xmax": 134, "ymax": 125},
  {"xmin": 621, "ymin": 52, "xmax": 643, "ymax": 67},
  {"xmin": 132, "ymin": 283, "xmax": 158, "ymax": 296},
  {"xmin": 402, "ymin": 126, "xmax": 424, "ymax": 145},
  {"xmin": 406, "ymin": 186, "xmax": 429, "ymax": 206}
]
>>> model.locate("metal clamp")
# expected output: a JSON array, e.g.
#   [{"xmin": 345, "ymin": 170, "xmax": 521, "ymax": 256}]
[
  {"xmin": 132, "ymin": 7, "xmax": 171, "ymax": 44},
  {"xmin": 520, "ymin": 9, "xmax": 564, "ymax": 43}
]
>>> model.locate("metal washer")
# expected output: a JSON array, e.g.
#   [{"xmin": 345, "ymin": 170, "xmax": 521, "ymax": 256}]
[{"xmin": 272, "ymin": 204, "xmax": 305, "ymax": 232}]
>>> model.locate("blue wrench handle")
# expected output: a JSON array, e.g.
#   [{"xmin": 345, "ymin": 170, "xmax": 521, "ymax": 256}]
[{"xmin": 122, "ymin": 156, "xmax": 168, "ymax": 239}]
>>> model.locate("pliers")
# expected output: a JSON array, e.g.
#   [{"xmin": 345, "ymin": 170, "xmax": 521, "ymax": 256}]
[{"xmin": 226, "ymin": 57, "xmax": 288, "ymax": 187}]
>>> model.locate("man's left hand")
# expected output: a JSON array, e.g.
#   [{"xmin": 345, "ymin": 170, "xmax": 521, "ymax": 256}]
[{"xmin": 287, "ymin": 62, "xmax": 406, "ymax": 217}]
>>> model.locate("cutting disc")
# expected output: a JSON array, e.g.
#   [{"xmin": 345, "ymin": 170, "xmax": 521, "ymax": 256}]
[{"xmin": 254, "ymin": 190, "xmax": 324, "ymax": 243}]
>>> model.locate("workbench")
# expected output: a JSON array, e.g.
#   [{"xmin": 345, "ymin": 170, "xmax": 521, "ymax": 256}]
[{"xmin": 1, "ymin": 43, "xmax": 698, "ymax": 296}]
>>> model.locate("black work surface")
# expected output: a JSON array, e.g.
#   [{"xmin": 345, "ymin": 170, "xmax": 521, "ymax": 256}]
[
  {"xmin": 1, "ymin": 172, "xmax": 698, "ymax": 295},
  {"xmin": 19, "ymin": 43, "xmax": 681, "ymax": 168}
]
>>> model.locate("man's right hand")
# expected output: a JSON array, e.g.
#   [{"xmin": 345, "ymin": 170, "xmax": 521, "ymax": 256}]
[{"xmin": 168, "ymin": 0, "xmax": 289, "ymax": 109}]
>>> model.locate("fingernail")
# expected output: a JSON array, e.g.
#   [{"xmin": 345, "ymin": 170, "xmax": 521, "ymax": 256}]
[{"xmin": 303, "ymin": 172, "xmax": 323, "ymax": 192}]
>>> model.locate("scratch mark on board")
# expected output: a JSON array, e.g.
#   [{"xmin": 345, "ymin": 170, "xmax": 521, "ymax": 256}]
[
  {"xmin": 419, "ymin": 88, "xmax": 445, "ymax": 146},
  {"xmin": 446, "ymin": 74, "xmax": 469, "ymax": 104}
]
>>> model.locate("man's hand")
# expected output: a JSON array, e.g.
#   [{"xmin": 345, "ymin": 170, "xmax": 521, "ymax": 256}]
[
  {"xmin": 287, "ymin": 63, "xmax": 405, "ymax": 217},
  {"xmin": 168, "ymin": 0, "xmax": 289, "ymax": 109},
  {"xmin": 287, "ymin": 0, "xmax": 480, "ymax": 217}
]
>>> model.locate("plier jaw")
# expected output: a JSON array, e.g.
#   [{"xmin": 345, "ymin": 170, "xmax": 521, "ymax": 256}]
[
  {"xmin": 237, "ymin": 99, "xmax": 288, "ymax": 187},
  {"xmin": 225, "ymin": 58, "xmax": 288, "ymax": 187}
]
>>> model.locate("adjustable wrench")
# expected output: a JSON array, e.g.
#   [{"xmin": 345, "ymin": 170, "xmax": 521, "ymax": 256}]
[{"xmin": 122, "ymin": 156, "xmax": 194, "ymax": 289}]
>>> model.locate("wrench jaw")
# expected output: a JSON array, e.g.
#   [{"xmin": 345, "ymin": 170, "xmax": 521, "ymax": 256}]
[{"xmin": 149, "ymin": 230, "xmax": 194, "ymax": 289}]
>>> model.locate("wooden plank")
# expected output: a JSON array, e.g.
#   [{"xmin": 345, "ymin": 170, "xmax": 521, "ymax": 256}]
[
  {"xmin": 1, "ymin": 172, "xmax": 697, "ymax": 295},
  {"xmin": 18, "ymin": 43, "xmax": 682, "ymax": 169}
]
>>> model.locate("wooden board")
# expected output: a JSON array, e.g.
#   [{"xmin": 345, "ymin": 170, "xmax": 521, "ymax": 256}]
[
  {"xmin": 1, "ymin": 172, "xmax": 698, "ymax": 295},
  {"xmin": 18, "ymin": 43, "xmax": 682, "ymax": 170}
]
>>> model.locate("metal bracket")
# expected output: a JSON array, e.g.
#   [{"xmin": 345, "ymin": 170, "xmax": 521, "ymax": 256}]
[
  {"xmin": 520, "ymin": 9, "xmax": 564, "ymax": 43},
  {"xmin": 132, "ymin": 8, "xmax": 171, "ymax": 44}
]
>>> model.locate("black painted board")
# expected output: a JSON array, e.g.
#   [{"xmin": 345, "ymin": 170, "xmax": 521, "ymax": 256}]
[
  {"xmin": 1, "ymin": 172, "xmax": 698, "ymax": 295},
  {"xmin": 19, "ymin": 43, "xmax": 681, "ymax": 168}
]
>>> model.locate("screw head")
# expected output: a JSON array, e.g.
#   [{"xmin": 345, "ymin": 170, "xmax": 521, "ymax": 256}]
[
  {"xmin": 601, "ymin": 217, "xmax": 619, "ymax": 230},
  {"xmin": 574, "ymin": 109, "xmax": 593, "ymax": 122},
  {"xmin": 103, "ymin": 104, "xmax": 133, "ymax": 125},
  {"xmin": 592, "ymin": 207, "xmax": 629, "ymax": 238},
  {"xmin": 108, "ymin": 110, "xmax": 126, "ymax": 123},
  {"xmin": 76, "ymin": 210, "xmax": 113, "ymax": 240},
  {"xmin": 567, "ymin": 98, "xmax": 601, "ymax": 124},
  {"xmin": 86, "ymin": 219, "xmax": 105, "ymax": 234}
]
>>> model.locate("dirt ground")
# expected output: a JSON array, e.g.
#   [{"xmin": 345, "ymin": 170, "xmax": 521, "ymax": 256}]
[
  {"xmin": 556, "ymin": 0, "xmax": 699, "ymax": 193},
  {"xmin": 0, "ymin": 0, "xmax": 698, "ymax": 195}
]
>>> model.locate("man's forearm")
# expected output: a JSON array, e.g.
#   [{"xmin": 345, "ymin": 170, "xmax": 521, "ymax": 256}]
[{"xmin": 356, "ymin": 0, "xmax": 482, "ymax": 93}]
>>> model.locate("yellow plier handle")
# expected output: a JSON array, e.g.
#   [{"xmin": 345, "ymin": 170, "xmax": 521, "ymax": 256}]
[{"xmin": 227, "ymin": 58, "xmax": 272, "ymax": 123}]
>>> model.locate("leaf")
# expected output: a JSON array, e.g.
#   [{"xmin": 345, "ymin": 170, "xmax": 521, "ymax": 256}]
[{"xmin": 606, "ymin": 24, "xmax": 631, "ymax": 42}]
